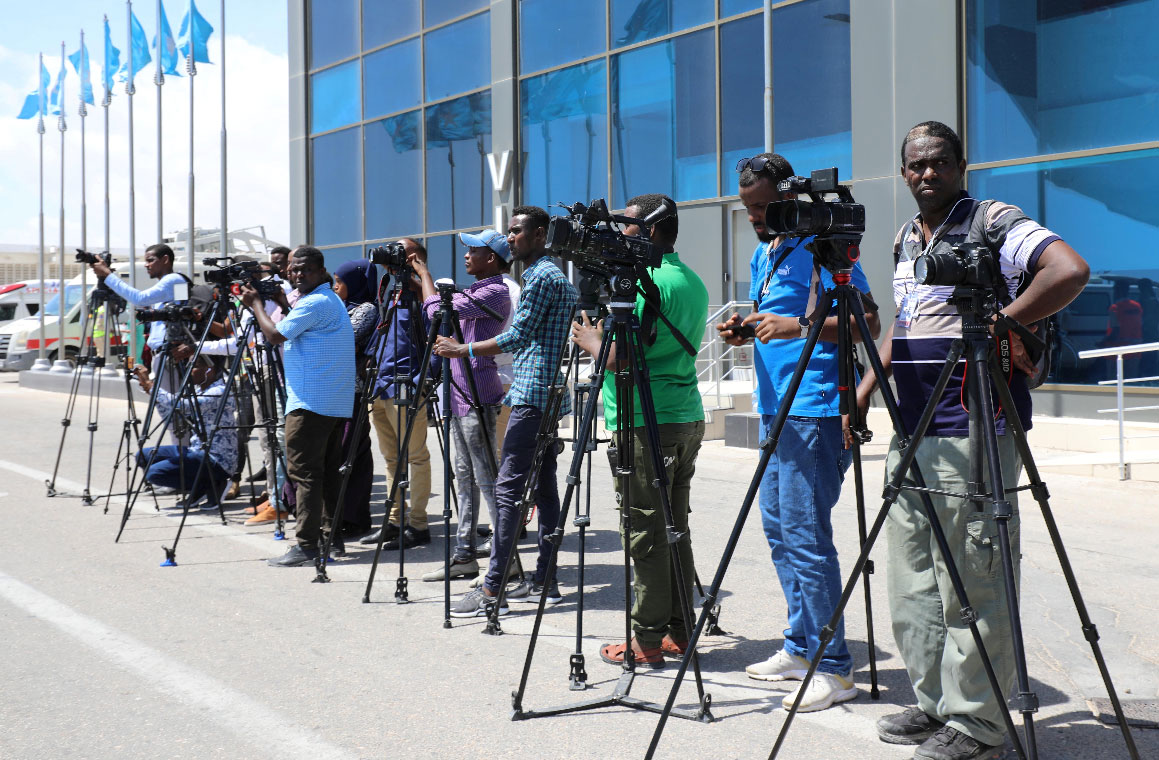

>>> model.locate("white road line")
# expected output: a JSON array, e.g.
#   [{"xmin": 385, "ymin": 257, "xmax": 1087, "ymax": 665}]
[{"xmin": 0, "ymin": 570, "xmax": 357, "ymax": 760}]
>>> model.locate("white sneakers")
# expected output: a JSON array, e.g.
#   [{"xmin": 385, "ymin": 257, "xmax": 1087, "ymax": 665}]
[
  {"xmin": 746, "ymin": 650, "xmax": 858, "ymax": 712},
  {"xmin": 745, "ymin": 650, "xmax": 810, "ymax": 681}
]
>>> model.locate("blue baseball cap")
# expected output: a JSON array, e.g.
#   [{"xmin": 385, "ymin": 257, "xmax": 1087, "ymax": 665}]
[{"xmin": 458, "ymin": 229, "xmax": 511, "ymax": 263}]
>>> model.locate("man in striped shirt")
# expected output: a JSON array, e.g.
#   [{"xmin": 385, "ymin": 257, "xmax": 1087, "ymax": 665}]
[
  {"xmin": 436, "ymin": 206, "xmax": 578, "ymax": 616},
  {"xmin": 857, "ymin": 121, "xmax": 1087, "ymax": 760}
]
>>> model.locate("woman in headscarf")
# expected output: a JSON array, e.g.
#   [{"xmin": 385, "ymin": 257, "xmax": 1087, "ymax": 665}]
[{"xmin": 331, "ymin": 258, "xmax": 379, "ymax": 539}]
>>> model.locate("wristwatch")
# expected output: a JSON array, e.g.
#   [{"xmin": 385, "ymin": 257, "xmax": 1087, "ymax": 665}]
[{"xmin": 797, "ymin": 316, "xmax": 810, "ymax": 339}]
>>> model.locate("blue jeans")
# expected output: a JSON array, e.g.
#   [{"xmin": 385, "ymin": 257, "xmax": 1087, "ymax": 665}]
[
  {"xmin": 138, "ymin": 445, "xmax": 228, "ymax": 506},
  {"xmin": 758, "ymin": 414, "xmax": 853, "ymax": 675}
]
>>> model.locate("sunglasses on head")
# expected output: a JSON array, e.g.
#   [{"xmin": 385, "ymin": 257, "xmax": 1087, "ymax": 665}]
[{"xmin": 735, "ymin": 156, "xmax": 775, "ymax": 174}]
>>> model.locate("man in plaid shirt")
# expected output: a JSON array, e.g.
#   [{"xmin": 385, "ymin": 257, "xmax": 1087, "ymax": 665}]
[{"xmin": 436, "ymin": 206, "xmax": 578, "ymax": 616}]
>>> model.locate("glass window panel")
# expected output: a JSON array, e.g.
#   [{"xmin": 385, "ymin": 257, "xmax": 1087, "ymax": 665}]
[
  {"xmin": 967, "ymin": 0, "xmax": 1159, "ymax": 164},
  {"xmin": 720, "ymin": 16, "xmax": 764, "ymax": 196},
  {"xmin": 772, "ymin": 0, "xmax": 851, "ymax": 180},
  {"xmin": 720, "ymin": 0, "xmax": 761, "ymax": 18},
  {"xmin": 519, "ymin": 0, "xmax": 605, "ymax": 74},
  {"xmin": 311, "ymin": 61, "xmax": 361, "ymax": 135},
  {"xmin": 611, "ymin": 0, "xmax": 713, "ymax": 47},
  {"xmin": 363, "ymin": 0, "xmax": 420, "ymax": 49},
  {"xmin": 425, "ymin": 92, "xmax": 494, "ymax": 232},
  {"xmin": 364, "ymin": 40, "xmax": 421, "ymax": 119},
  {"xmin": 310, "ymin": 0, "xmax": 359, "ymax": 69},
  {"xmin": 968, "ymin": 149, "xmax": 1159, "ymax": 384},
  {"xmin": 611, "ymin": 30, "xmax": 716, "ymax": 207},
  {"xmin": 521, "ymin": 61, "xmax": 609, "ymax": 215},
  {"xmin": 423, "ymin": 235, "xmax": 467, "ymax": 288},
  {"xmin": 365, "ymin": 111, "xmax": 423, "ymax": 239},
  {"xmin": 318, "ymin": 245, "xmax": 365, "ymax": 271},
  {"xmin": 311, "ymin": 127, "xmax": 363, "ymax": 246},
  {"xmin": 425, "ymin": 0, "xmax": 487, "ymax": 28},
  {"xmin": 424, "ymin": 13, "xmax": 491, "ymax": 101}
]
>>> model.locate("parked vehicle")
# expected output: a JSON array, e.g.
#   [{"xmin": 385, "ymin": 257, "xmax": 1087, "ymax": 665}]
[{"xmin": 0, "ymin": 280, "xmax": 60, "ymax": 329}]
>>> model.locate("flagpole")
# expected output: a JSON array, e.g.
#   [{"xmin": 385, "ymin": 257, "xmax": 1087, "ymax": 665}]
[
  {"xmin": 155, "ymin": 0, "xmax": 164, "ymax": 250},
  {"xmin": 186, "ymin": 0, "xmax": 196, "ymax": 276},
  {"xmin": 53, "ymin": 41, "xmax": 72, "ymax": 373},
  {"xmin": 33, "ymin": 52, "xmax": 50, "ymax": 372},
  {"xmin": 79, "ymin": 29, "xmax": 90, "ymax": 368},
  {"xmin": 127, "ymin": 0, "xmax": 139, "ymax": 364},
  {"xmin": 219, "ymin": 0, "xmax": 227, "ymax": 259}
]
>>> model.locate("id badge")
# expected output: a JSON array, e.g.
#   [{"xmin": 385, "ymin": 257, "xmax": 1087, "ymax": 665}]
[
  {"xmin": 898, "ymin": 291, "xmax": 916, "ymax": 329},
  {"xmin": 894, "ymin": 260, "xmax": 917, "ymax": 329}
]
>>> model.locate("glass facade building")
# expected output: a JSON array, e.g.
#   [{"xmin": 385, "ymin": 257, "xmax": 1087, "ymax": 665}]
[{"xmin": 291, "ymin": 0, "xmax": 1159, "ymax": 407}]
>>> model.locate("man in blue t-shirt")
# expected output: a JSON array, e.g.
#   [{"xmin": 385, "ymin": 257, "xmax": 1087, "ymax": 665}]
[
  {"xmin": 242, "ymin": 246, "xmax": 355, "ymax": 568},
  {"xmin": 717, "ymin": 153, "xmax": 880, "ymax": 712}
]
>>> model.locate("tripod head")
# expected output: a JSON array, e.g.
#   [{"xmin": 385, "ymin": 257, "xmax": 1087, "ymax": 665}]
[
  {"xmin": 434, "ymin": 277, "xmax": 505, "ymax": 322},
  {"xmin": 948, "ymin": 283, "xmax": 1045, "ymax": 355}
]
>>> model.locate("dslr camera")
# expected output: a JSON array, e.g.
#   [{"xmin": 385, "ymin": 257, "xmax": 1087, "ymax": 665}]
[
  {"xmin": 914, "ymin": 242, "xmax": 1002, "ymax": 290},
  {"xmin": 76, "ymin": 248, "xmax": 113, "ymax": 267},
  {"xmin": 546, "ymin": 199, "xmax": 667, "ymax": 280},
  {"xmin": 368, "ymin": 242, "xmax": 409, "ymax": 269}
]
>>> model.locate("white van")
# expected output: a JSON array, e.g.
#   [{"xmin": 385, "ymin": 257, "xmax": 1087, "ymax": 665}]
[{"xmin": 0, "ymin": 279, "xmax": 60, "ymax": 329}]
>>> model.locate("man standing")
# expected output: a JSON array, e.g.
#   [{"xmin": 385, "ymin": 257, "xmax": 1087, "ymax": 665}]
[
  {"xmin": 413, "ymin": 230, "xmax": 511, "ymax": 580},
  {"xmin": 360, "ymin": 238, "xmax": 435, "ymax": 550},
  {"xmin": 857, "ymin": 121, "xmax": 1087, "ymax": 760},
  {"xmin": 241, "ymin": 246, "xmax": 355, "ymax": 567},
  {"xmin": 437, "ymin": 206, "xmax": 578, "ymax": 617},
  {"xmin": 717, "ymin": 153, "xmax": 879, "ymax": 711},
  {"xmin": 570, "ymin": 195, "xmax": 708, "ymax": 668}
]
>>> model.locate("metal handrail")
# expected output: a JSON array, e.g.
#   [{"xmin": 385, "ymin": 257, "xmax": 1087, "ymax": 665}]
[{"xmin": 1076, "ymin": 341, "xmax": 1159, "ymax": 480}]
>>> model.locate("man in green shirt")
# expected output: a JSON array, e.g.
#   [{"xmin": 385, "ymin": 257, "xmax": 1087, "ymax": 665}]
[{"xmin": 571, "ymin": 194, "xmax": 710, "ymax": 669}]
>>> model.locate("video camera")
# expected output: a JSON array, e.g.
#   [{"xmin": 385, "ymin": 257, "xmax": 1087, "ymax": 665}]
[
  {"xmin": 202, "ymin": 257, "xmax": 283, "ymax": 299},
  {"xmin": 136, "ymin": 304, "xmax": 201, "ymax": 323},
  {"xmin": 545, "ymin": 198, "xmax": 671, "ymax": 276},
  {"xmin": 75, "ymin": 248, "xmax": 112, "ymax": 267},
  {"xmin": 915, "ymin": 242, "xmax": 1003, "ymax": 290},
  {"xmin": 764, "ymin": 168, "xmax": 865, "ymax": 272}
]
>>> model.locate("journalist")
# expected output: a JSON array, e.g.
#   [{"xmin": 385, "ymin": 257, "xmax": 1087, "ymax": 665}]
[
  {"xmin": 716, "ymin": 153, "xmax": 879, "ymax": 711},
  {"xmin": 241, "ymin": 246, "xmax": 356, "ymax": 567},
  {"xmin": 570, "ymin": 194, "xmax": 709, "ymax": 668},
  {"xmin": 437, "ymin": 206, "xmax": 578, "ymax": 616},
  {"xmin": 856, "ymin": 121, "xmax": 1087, "ymax": 760}
]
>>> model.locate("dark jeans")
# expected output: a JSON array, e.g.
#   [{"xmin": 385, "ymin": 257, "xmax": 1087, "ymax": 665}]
[
  {"xmin": 138, "ymin": 445, "xmax": 228, "ymax": 506},
  {"xmin": 338, "ymin": 413, "xmax": 374, "ymax": 533},
  {"xmin": 484, "ymin": 405, "xmax": 561, "ymax": 593},
  {"xmin": 285, "ymin": 409, "xmax": 345, "ymax": 549}
]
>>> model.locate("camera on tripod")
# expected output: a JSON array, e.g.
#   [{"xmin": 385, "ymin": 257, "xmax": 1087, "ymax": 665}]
[
  {"xmin": 914, "ymin": 242, "xmax": 1002, "ymax": 290},
  {"xmin": 203, "ymin": 259, "xmax": 283, "ymax": 299},
  {"xmin": 368, "ymin": 242, "xmax": 408, "ymax": 269},
  {"xmin": 136, "ymin": 305, "xmax": 201, "ymax": 323},
  {"xmin": 545, "ymin": 199, "xmax": 667, "ymax": 282},
  {"xmin": 76, "ymin": 248, "xmax": 113, "ymax": 267},
  {"xmin": 763, "ymin": 168, "xmax": 865, "ymax": 272}
]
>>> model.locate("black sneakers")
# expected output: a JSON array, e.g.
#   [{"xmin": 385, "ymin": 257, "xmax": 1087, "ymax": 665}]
[
  {"xmin": 914, "ymin": 727, "xmax": 1005, "ymax": 760},
  {"xmin": 877, "ymin": 707, "xmax": 945, "ymax": 745}
]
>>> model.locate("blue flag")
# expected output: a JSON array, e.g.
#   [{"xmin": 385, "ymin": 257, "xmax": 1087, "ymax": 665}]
[
  {"xmin": 103, "ymin": 16, "xmax": 121, "ymax": 97},
  {"xmin": 48, "ymin": 53, "xmax": 67, "ymax": 116},
  {"xmin": 153, "ymin": 3, "xmax": 182, "ymax": 76},
  {"xmin": 178, "ymin": 0, "xmax": 214, "ymax": 64},
  {"xmin": 118, "ymin": 9, "xmax": 152, "ymax": 83},
  {"xmin": 16, "ymin": 61, "xmax": 51, "ymax": 119},
  {"xmin": 69, "ymin": 39, "xmax": 96, "ymax": 106}
]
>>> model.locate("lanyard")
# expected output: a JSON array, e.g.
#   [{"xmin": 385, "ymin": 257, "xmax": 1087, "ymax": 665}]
[{"xmin": 760, "ymin": 238, "xmax": 808, "ymax": 299}]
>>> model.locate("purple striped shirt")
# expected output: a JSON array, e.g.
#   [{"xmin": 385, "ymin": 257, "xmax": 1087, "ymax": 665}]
[{"xmin": 423, "ymin": 275, "xmax": 511, "ymax": 417}]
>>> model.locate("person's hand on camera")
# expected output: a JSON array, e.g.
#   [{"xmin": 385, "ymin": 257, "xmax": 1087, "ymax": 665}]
[
  {"xmin": 433, "ymin": 335, "xmax": 468, "ymax": 359},
  {"xmin": 1008, "ymin": 324, "xmax": 1037, "ymax": 376},
  {"xmin": 408, "ymin": 252, "xmax": 429, "ymax": 279},
  {"xmin": 132, "ymin": 365, "xmax": 152, "ymax": 393},
  {"xmin": 90, "ymin": 260, "xmax": 112, "ymax": 279},
  {"xmin": 742, "ymin": 311, "xmax": 795, "ymax": 344},
  {"xmin": 570, "ymin": 313, "xmax": 603, "ymax": 356},
  {"xmin": 269, "ymin": 285, "xmax": 290, "ymax": 314},
  {"xmin": 171, "ymin": 343, "xmax": 195, "ymax": 361},
  {"xmin": 717, "ymin": 313, "xmax": 749, "ymax": 346},
  {"xmin": 239, "ymin": 283, "xmax": 262, "ymax": 309}
]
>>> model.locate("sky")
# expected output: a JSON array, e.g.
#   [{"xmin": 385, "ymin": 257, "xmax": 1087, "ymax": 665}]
[{"xmin": 0, "ymin": 0, "xmax": 290, "ymax": 254}]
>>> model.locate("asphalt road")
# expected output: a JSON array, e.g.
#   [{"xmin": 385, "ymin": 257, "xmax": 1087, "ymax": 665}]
[{"xmin": 0, "ymin": 374, "xmax": 1155, "ymax": 760}]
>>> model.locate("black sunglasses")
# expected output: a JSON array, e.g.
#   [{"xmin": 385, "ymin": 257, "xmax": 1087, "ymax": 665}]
[{"xmin": 735, "ymin": 156, "xmax": 775, "ymax": 174}]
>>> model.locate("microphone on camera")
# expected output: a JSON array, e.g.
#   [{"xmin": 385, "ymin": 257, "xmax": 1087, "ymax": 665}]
[{"xmin": 642, "ymin": 199, "xmax": 674, "ymax": 227}]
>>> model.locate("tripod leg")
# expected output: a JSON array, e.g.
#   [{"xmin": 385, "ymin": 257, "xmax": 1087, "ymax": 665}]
[{"xmin": 988, "ymin": 358, "xmax": 1141, "ymax": 760}]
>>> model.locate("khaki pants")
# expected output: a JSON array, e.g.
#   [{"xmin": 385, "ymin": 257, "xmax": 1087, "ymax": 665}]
[{"xmin": 370, "ymin": 397, "xmax": 431, "ymax": 529}]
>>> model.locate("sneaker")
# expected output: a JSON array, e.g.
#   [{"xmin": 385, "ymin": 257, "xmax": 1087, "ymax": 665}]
[
  {"xmin": 599, "ymin": 639, "xmax": 665, "ymax": 669},
  {"xmin": 914, "ymin": 726, "xmax": 1005, "ymax": 760},
  {"xmin": 781, "ymin": 671, "xmax": 858, "ymax": 712},
  {"xmin": 877, "ymin": 706, "xmax": 946, "ymax": 746},
  {"xmin": 660, "ymin": 634, "xmax": 689, "ymax": 657},
  {"xmin": 745, "ymin": 650, "xmax": 810, "ymax": 681},
  {"xmin": 267, "ymin": 544, "xmax": 318, "ymax": 567},
  {"xmin": 468, "ymin": 564, "xmax": 522, "ymax": 589},
  {"xmin": 421, "ymin": 557, "xmax": 479, "ymax": 582},
  {"xmin": 245, "ymin": 502, "xmax": 289, "ymax": 526},
  {"xmin": 449, "ymin": 588, "xmax": 509, "ymax": 618},
  {"xmin": 509, "ymin": 579, "xmax": 562, "ymax": 605}
]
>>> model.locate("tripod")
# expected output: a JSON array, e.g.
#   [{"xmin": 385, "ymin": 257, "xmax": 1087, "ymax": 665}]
[
  {"xmin": 506, "ymin": 266, "xmax": 711, "ymax": 724},
  {"xmin": 645, "ymin": 239, "xmax": 1140, "ymax": 760}
]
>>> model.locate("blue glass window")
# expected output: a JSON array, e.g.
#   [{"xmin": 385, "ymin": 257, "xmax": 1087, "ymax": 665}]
[
  {"xmin": 720, "ymin": 0, "xmax": 761, "ymax": 18},
  {"xmin": 611, "ymin": 30, "xmax": 716, "ymax": 207},
  {"xmin": 425, "ymin": 0, "xmax": 487, "ymax": 28},
  {"xmin": 423, "ymin": 235, "xmax": 467, "ymax": 288},
  {"xmin": 318, "ymin": 245, "xmax": 365, "ymax": 271},
  {"xmin": 773, "ymin": 0, "xmax": 851, "ymax": 179},
  {"xmin": 311, "ymin": 60, "xmax": 361, "ymax": 135},
  {"xmin": 366, "ymin": 111, "xmax": 423, "ymax": 239},
  {"xmin": 311, "ymin": 127, "xmax": 362, "ymax": 246},
  {"xmin": 425, "ymin": 92, "xmax": 493, "ymax": 232},
  {"xmin": 424, "ymin": 13, "xmax": 491, "ymax": 101},
  {"xmin": 363, "ymin": 0, "xmax": 420, "ymax": 50},
  {"xmin": 967, "ymin": 0, "xmax": 1159, "ymax": 164},
  {"xmin": 310, "ymin": 0, "xmax": 359, "ymax": 69},
  {"xmin": 611, "ymin": 0, "xmax": 713, "ymax": 47},
  {"xmin": 520, "ymin": 0, "xmax": 605, "ymax": 74},
  {"xmin": 720, "ymin": 16, "xmax": 764, "ymax": 196},
  {"xmin": 364, "ymin": 40, "xmax": 421, "ymax": 119},
  {"xmin": 521, "ymin": 61, "xmax": 608, "ymax": 215},
  {"xmin": 968, "ymin": 149, "xmax": 1159, "ymax": 384}
]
